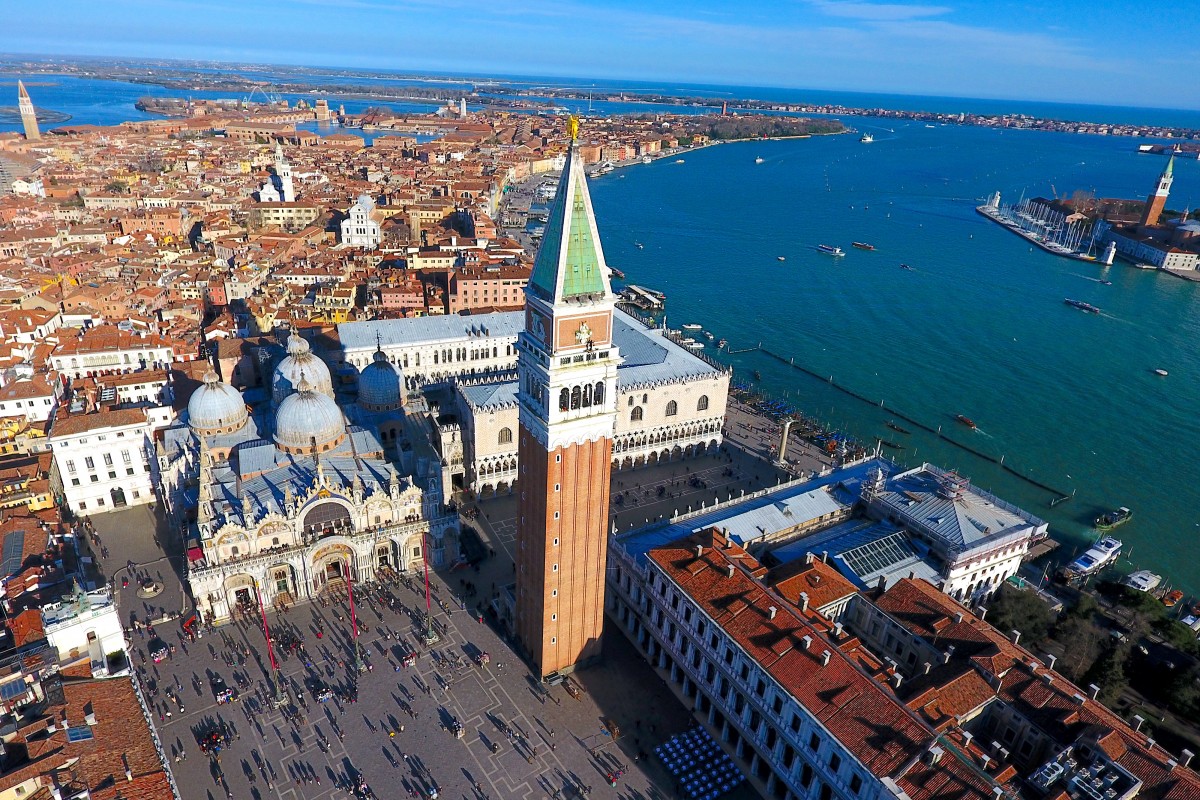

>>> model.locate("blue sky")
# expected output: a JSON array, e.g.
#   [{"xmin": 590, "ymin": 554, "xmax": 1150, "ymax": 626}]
[{"xmin": 7, "ymin": 0, "xmax": 1199, "ymax": 109}]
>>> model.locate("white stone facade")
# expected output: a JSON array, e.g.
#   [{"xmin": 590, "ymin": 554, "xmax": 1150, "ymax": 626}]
[
  {"xmin": 340, "ymin": 194, "xmax": 382, "ymax": 249},
  {"xmin": 48, "ymin": 413, "xmax": 158, "ymax": 515}
]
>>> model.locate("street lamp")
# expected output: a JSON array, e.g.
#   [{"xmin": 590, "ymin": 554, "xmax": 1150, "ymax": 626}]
[
  {"xmin": 346, "ymin": 559, "xmax": 367, "ymax": 673},
  {"xmin": 255, "ymin": 580, "xmax": 288, "ymax": 708}
]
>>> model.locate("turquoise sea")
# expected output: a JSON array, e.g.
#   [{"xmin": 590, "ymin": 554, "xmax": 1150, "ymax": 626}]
[
  {"xmin": 4, "ymin": 69, "xmax": 1199, "ymax": 594},
  {"xmin": 589, "ymin": 124, "xmax": 1200, "ymax": 595}
]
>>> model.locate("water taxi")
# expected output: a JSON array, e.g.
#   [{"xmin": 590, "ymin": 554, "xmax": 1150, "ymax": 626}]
[
  {"xmin": 1095, "ymin": 507, "xmax": 1132, "ymax": 531},
  {"xmin": 683, "ymin": 341, "xmax": 705, "ymax": 351},
  {"xmin": 852, "ymin": 242, "xmax": 875, "ymax": 250},
  {"xmin": 777, "ymin": 256, "xmax": 786, "ymax": 261},
  {"xmin": 755, "ymin": 157, "xmax": 764, "ymax": 164},
  {"xmin": 1063, "ymin": 537, "xmax": 1122, "ymax": 579},
  {"xmin": 681, "ymin": 323, "xmax": 703, "ymax": 331},
  {"xmin": 1154, "ymin": 368, "xmax": 1169, "ymax": 377},
  {"xmin": 955, "ymin": 414, "xmax": 977, "ymax": 430},
  {"xmin": 860, "ymin": 133, "xmax": 874, "ymax": 143},
  {"xmin": 816, "ymin": 244, "xmax": 846, "ymax": 257},
  {"xmin": 674, "ymin": 159, "xmax": 685, "ymax": 164}
]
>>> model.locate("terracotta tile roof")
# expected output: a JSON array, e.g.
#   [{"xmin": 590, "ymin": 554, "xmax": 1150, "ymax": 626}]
[
  {"xmin": 648, "ymin": 530, "xmax": 994, "ymax": 800},
  {"xmin": 770, "ymin": 556, "xmax": 858, "ymax": 612},
  {"xmin": 875, "ymin": 579, "xmax": 1026, "ymax": 678},
  {"xmin": 48, "ymin": 407, "xmax": 148, "ymax": 438}
]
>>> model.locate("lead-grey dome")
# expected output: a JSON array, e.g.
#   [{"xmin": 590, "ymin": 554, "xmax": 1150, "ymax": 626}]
[
  {"xmin": 274, "ymin": 375, "xmax": 346, "ymax": 453},
  {"xmin": 273, "ymin": 334, "xmax": 333, "ymax": 405},
  {"xmin": 358, "ymin": 349, "xmax": 402, "ymax": 411},
  {"xmin": 188, "ymin": 371, "xmax": 247, "ymax": 434}
]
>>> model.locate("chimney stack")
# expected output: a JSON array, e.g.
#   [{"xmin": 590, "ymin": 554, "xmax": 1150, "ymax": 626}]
[
  {"xmin": 806, "ymin": 552, "xmax": 815, "ymax": 565},
  {"xmin": 1133, "ymin": 715, "xmax": 1145, "ymax": 732},
  {"xmin": 801, "ymin": 635, "xmax": 813, "ymax": 651},
  {"xmin": 1010, "ymin": 630, "xmax": 1021, "ymax": 645},
  {"xmin": 962, "ymin": 731, "xmax": 974, "ymax": 748},
  {"xmin": 821, "ymin": 550, "xmax": 828, "ymax": 564},
  {"xmin": 725, "ymin": 564, "xmax": 735, "ymax": 578},
  {"xmin": 923, "ymin": 662, "xmax": 932, "ymax": 675},
  {"xmin": 978, "ymin": 607, "xmax": 988, "ymax": 621},
  {"xmin": 1089, "ymin": 683, "xmax": 1101, "ymax": 700},
  {"xmin": 799, "ymin": 592, "xmax": 809, "ymax": 612},
  {"xmin": 768, "ymin": 606, "xmax": 778, "ymax": 621},
  {"xmin": 694, "ymin": 545, "xmax": 704, "ymax": 558},
  {"xmin": 821, "ymin": 650, "xmax": 831, "ymax": 667},
  {"xmin": 1146, "ymin": 738, "xmax": 1156, "ymax": 751},
  {"xmin": 1045, "ymin": 653, "xmax": 1057, "ymax": 671},
  {"xmin": 980, "ymin": 753, "xmax": 992, "ymax": 770},
  {"xmin": 834, "ymin": 622, "xmax": 844, "ymax": 638},
  {"xmin": 955, "ymin": 612, "xmax": 964, "ymax": 624},
  {"xmin": 892, "ymin": 672, "xmax": 903, "ymax": 690},
  {"xmin": 1181, "ymin": 749, "xmax": 1194, "ymax": 768}
]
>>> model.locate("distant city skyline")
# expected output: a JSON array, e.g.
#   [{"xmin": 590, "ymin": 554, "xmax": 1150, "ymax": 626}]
[{"xmin": 6, "ymin": 0, "xmax": 1199, "ymax": 111}]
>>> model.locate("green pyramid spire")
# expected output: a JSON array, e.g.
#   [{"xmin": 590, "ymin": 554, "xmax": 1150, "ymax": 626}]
[{"xmin": 529, "ymin": 141, "xmax": 611, "ymax": 303}]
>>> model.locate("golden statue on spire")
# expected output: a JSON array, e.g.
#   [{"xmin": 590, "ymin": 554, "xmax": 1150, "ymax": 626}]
[{"xmin": 567, "ymin": 115, "xmax": 580, "ymax": 142}]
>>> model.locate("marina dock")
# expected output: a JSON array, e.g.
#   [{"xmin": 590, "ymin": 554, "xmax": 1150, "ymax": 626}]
[{"xmin": 976, "ymin": 193, "xmax": 1114, "ymax": 265}]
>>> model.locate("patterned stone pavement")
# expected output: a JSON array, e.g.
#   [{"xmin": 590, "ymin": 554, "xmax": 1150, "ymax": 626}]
[{"xmin": 122, "ymin": 562, "xmax": 695, "ymax": 800}]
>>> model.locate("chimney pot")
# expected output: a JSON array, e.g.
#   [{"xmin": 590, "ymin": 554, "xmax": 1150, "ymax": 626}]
[
  {"xmin": 768, "ymin": 606, "xmax": 778, "ymax": 620},
  {"xmin": 1133, "ymin": 715, "xmax": 1145, "ymax": 732},
  {"xmin": 821, "ymin": 550, "xmax": 829, "ymax": 563},
  {"xmin": 821, "ymin": 650, "xmax": 831, "ymax": 666},
  {"xmin": 1010, "ymin": 629, "xmax": 1021, "ymax": 645},
  {"xmin": 1146, "ymin": 738, "xmax": 1156, "ymax": 751},
  {"xmin": 923, "ymin": 662, "xmax": 932, "ymax": 675},
  {"xmin": 892, "ymin": 672, "xmax": 903, "ymax": 689},
  {"xmin": 1089, "ymin": 683, "xmax": 1101, "ymax": 700},
  {"xmin": 1046, "ymin": 653, "xmax": 1058, "ymax": 670},
  {"xmin": 1181, "ymin": 749, "xmax": 1194, "ymax": 768},
  {"xmin": 1073, "ymin": 693, "xmax": 1087, "ymax": 706},
  {"xmin": 980, "ymin": 753, "xmax": 992, "ymax": 769},
  {"xmin": 978, "ymin": 607, "xmax": 988, "ymax": 621},
  {"xmin": 955, "ymin": 612, "xmax": 964, "ymax": 624},
  {"xmin": 962, "ymin": 731, "xmax": 974, "ymax": 747}
]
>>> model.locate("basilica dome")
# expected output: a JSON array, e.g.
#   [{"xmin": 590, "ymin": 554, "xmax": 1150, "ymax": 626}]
[
  {"xmin": 274, "ymin": 376, "xmax": 346, "ymax": 453},
  {"xmin": 273, "ymin": 334, "xmax": 333, "ymax": 405},
  {"xmin": 358, "ymin": 349, "xmax": 403, "ymax": 411},
  {"xmin": 187, "ymin": 371, "xmax": 248, "ymax": 434}
]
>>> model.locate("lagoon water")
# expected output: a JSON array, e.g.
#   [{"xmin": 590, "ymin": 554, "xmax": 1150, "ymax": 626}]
[
  {"xmin": 588, "ymin": 124, "xmax": 1200, "ymax": 594},
  {"xmin": 4, "ymin": 70, "xmax": 1199, "ymax": 592}
]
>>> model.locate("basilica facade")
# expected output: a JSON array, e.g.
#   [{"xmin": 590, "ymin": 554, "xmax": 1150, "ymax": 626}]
[{"xmin": 160, "ymin": 334, "xmax": 456, "ymax": 623}]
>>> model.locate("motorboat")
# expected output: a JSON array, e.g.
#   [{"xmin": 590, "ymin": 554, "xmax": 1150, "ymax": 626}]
[
  {"xmin": 755, "ymin": 157, "xmax": 764, "ymax": 164},
  {"xmin": 1095, "ymin": 507, "xmax": 1132, "ymax": 531},
  {"xmin": 955, "ymin": 414, "xmax": 977, "ymax": 430},
  {"xmin": 1063, "ymin": 537, "xmax": 1122, "ymax": 579},
  {"xmin": 681, "ymin": 323, "xmax": 703, "ymax": 331},
  {"xmin": 1120, "ymin": 570, "xmax": 1163, "ymax": 593},
  {"xmin": 816, "ymin": 244, "xmax": 846, "ymax": 257},
  {"xmin": 1154, "ymin": 368, "xmax": 1169, "ymax": 376}
]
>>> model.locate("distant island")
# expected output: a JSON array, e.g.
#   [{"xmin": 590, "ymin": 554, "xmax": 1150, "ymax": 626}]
[{"xmin": 5, "ymin": 56, "xmax": 1199, "ymax": 141}]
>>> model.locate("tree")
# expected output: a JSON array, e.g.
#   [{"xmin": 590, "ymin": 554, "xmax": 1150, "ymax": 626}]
[
  {"xmin": 104, "ymin": 179, "xmax": 129, "ymax": 194},
  {"xmin": 986, "ymin": 584, "xmax": 1054, "ymax": 645},
  {"xmin": 1083, "ymin": 641, "xmax": 1132, "ymax": 704},
  {"xmin": 1054, "ymin": 614, "xmax": 1106, "ymax": 683}
]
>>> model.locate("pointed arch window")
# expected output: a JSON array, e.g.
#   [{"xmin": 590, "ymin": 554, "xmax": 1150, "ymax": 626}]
[
  {"xmin": 559, "ymin": 388, "xmax": 570, "ymax": 411},
  {"xmin": 594, "ymin": 382, "xmax": 604, "ymax": 407},
  {"xmin": 570, "ymin": 386, "xmax": 581, "ymax": 409}
]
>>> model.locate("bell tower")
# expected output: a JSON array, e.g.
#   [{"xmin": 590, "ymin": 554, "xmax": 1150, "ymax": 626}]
[
  {"xmin": 1140, "ymin": 155, "xmax": 1174, "ymax": 232},
  {"xmin": 17, "ymin": 81, "xmax": 39, "ymax": 141},
  {"xmin": 515, "ymin": 118, "xmax": 620, "ymax": 677}
]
